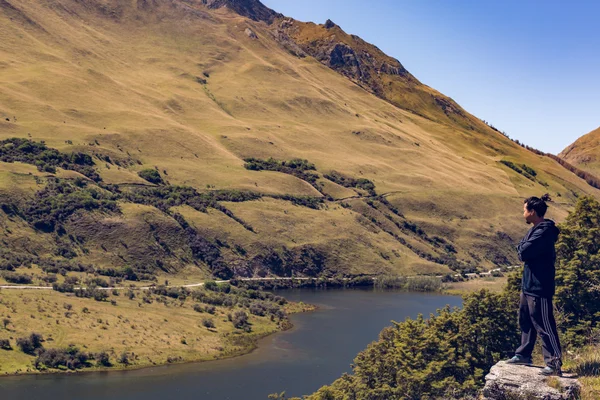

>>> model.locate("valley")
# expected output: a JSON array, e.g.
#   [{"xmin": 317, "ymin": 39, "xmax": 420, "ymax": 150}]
[{"xmin": 0, "ymin": 1, "xmax": 599, "ymax": 396}]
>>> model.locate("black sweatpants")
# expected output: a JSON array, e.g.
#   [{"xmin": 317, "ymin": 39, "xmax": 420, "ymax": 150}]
[{"xmin": 515, "ymin": 292, "xmax": 562, "ymax": 368}]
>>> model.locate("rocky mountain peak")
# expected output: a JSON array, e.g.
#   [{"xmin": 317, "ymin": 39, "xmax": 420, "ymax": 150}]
[
  {"xmin": 324, "ymin": 19, "xmax": 337, "ymax": 29},
  {"xmin": 201, "ymin": 0, "xmax": 282, "ymax": 24}
]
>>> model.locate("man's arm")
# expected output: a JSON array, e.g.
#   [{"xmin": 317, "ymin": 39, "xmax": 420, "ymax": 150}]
[{"xmin": 517, "ymin": 228, "xmax": 550, "ymax": 262}]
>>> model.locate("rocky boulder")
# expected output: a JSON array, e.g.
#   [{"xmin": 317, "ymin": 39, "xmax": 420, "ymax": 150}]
[{"xmin": 483, "ymin": 361, "xmax": 580, "ymax": 400}]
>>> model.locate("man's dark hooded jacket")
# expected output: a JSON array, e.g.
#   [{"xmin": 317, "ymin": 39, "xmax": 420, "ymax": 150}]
[{"xmin": 517, "ymin": 219, "xmax": 560, "ymax": 298}]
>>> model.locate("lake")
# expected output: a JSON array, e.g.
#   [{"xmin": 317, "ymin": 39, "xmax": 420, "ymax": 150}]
[{"xmin": 0, "ymin": 288, "xmax": 462, "ymax": 400}]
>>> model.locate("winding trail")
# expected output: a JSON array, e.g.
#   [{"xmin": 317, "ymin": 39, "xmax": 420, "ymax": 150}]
[
  {"xmin": 0, "ymin": 268, "xmax": 519, "ymax": 291},
  {"xmin": 0, "ymin": 277, "xmax": 315, "ymax": 291}
]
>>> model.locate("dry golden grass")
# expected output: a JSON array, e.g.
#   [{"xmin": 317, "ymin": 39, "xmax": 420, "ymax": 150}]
[
  {"xmin": 0, "ymin": 0, "xmax": 598, "ymax": 278},
  {"xmin": 0, "ymin": 288, "xmax": 311, "ymax": 375},
  {"xmin": 560, "ymin": 126, "xmax": 600, "ymax": 176},
  {"xmin": 562, "ymin": 346, "xmax": 600, "ymax": 400},
  {"xmin": 443, "ymin": 276, "xmax": 508, "ymax": 296},
  {"xmin": 0, "ymin": 1, "xmax": 598, "ymax": 387}
]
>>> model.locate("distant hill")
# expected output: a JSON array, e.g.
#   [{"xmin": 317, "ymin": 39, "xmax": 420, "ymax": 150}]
[
  {"xmin": 0, "ymin": 0, "xmax": 598, "ymax": 286},
  {"xmin": 560, "ymin": 126, "xmax": 600, "ymax": 176}
]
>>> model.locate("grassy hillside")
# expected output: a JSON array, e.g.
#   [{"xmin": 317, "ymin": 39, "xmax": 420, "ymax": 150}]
[
  {"xmin": 560, "ymin": 126, "xmax": 600, "ymax": 175},
  {"xmin": 274, "ymin": 17, "xmax": 484, "ymax": 131},
  {"xmin": 0, "ymin": 0, "xmax": 598, "ymax": 290}
]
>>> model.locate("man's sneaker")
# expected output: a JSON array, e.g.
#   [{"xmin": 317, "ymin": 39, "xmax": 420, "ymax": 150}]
[
  {"xmin": 539, "ymin": 365, "xmax": 562, "ymax": 376},
  {"xmin": 506, "ymin": 355, "xmax": 533, "ymax": 365}
]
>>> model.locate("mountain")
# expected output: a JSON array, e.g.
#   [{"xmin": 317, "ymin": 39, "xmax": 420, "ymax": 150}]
[
  {"xmin": 0, "ymin": 0, "xmax": 599, "ymax": 286},
  {"xmin": 209, "ymin": 1, "xmax": 492, "ymax": 130},
  {"xmin": 274, "ymin": 17, "xmax": 481, "ymax": 130},
  {"xmin": 202, "ymin": 0, "xmax": 281, "ymax": 23},
  {"xmin": 560, "ymin": 126, "xmax": 600, "ymax": 176}
]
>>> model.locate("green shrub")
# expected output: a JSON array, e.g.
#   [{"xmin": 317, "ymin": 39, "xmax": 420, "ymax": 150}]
[
  {"xmin": 232, "ymin": 310, "xmax": 249, "ymax": 329},
  {"xmin": 2, "ymin": 272, "xmax": 33, "ymax": 284},
  {"xmin": 249, "ymin": 302, "xmax": 267, "ymax": 316},
  {"xmin": 308, "ymin": 290, "xmax": 518, "ymax": 399},
  {"xmin": 138, "ymin": 169, "xmax": 163, "ymax": 184},
  {"xmin": 23, "ymin": 179, "xmax": 118, "ymax": 232},
  {"xmin": 500, "ymin": 160, "xmax": 538, "ymax": 182},
  {"xmin": 0, "ymin": 339, "xmax": 12, "ymax": 350},
  {"xmin": 520, "ymin": 164, "xmax": 537, "ymax": 177},
  {"xmin": 95, "ymin": 351, "xmax": 112, "ymax": 367},
  {"xmin": 193, "ymin": 304, "xmax": 204, "ymax": 313},
  {"xmin": 118, "ymin": 352, "xmax": 130, "ymax": 365},
  {"xmin": 0, "ymin": 138, "xmax": 99, "ymax": 181},
  {"xmin": 34, "ymin": 345, "xmax": 91, "ymax": 370},
  {"xmin": 74, "ymin": 288, "xmax": 109, "ymax": 302},
  {"xmin": 205, "ymin": 305, "xmax": 216, "ymax": 314},
  {"xmin": 202, "ymin": 318, "xmax": 215, "ymax": 329},
  {"xmin": 500, "ymin": 160, "xmax": 523, "ymax": 174},
  {"xmin": 309, "ymin": 196, "xmax": 600, "ymax": 399},
  {"xmin": 270, "ymin": 194, "xmax": 323, "ymax": 209},
  {"xmin": 324, "ymin": 171, "xmax": 376, "ymax": 195},
  {"xmin": 554, "ymin": 196, "xmax": 600, "ymax": 346},
  {"xmin": 16, "ymin": 333, "xmax": 44, "ymax": 355},
  {"xmin": 52, "ymin": 282, "xmax": 75, "ymax": 293},
  {"xmin": 243, "ymin": 157, "xmax": 319, "ymax": 186}
]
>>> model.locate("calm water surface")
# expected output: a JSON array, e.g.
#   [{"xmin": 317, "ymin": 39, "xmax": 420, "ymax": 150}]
[{"xmin": 0, "ymin": 288, "xmax": 461, "ymax": 400}]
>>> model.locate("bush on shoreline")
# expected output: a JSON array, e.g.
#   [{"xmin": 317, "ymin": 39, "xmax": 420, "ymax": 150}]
[
  {"xmin": 34, "ymin": 345, "xmax": 91, "ymax": 370},
  {"xmin": 304, "ymin": 196, "xmax": 600, "ymax": 399},
  {"xmin": 16, "ymin": 333, "xmax": 44, "ymax": 355}
]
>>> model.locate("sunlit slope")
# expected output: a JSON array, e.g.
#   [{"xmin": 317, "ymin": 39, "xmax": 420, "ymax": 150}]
[
  {"xmin": 0, "ymin": 0, "xmax": 598, "ymax": 278},
  {"xmin": 274, "ymin": 17, "xmax": 494, "ymax": 133},
  {"xmin": 560, "ymin": 126, "xmax": 600, "ymax": 176}
]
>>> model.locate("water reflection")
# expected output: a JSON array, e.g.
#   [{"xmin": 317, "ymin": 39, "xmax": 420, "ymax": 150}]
[{"xmin": 0, "ymin": 288, "xmax": 461, "ymax": 400}]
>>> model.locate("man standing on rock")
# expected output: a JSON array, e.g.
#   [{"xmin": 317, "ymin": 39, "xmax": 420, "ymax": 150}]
[{"xmin": 507, "ymin": 194, "xmax": 563, "ymax": 376}]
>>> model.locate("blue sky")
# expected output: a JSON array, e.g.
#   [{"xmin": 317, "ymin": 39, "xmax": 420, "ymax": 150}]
[{"xmin": 262, "ymin": 0, "xmax": 600, "ymax": 154}]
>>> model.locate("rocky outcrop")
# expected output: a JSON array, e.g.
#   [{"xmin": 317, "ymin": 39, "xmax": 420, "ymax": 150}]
[
  {"xmin": 201, "ymin": 0, "xmax": 281, "ymax": 24},
  {"xmin": 328, "ymin": 43, "xmax": 369, "ymax": 80},
  {"xmin": 244, "ymin": 27, "xmax": 257, "ymax": 39},
  {"xmin": 203, "ymin": 2, "xmax": 475, "ymax": 128},
  {"xmin": 324, "ymin": 18, "xmax": 336, "ymax": 29},
  {"xmin": 483, "ymin": 361, "xmax": 580, "ymax": 400},
  {"xmin": 268, "ymin": 29, "xmax": 306, "ymax": 58}
]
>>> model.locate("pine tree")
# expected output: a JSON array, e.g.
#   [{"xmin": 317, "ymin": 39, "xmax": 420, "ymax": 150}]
[{"xmin": 555, "ymin": 196, "xmax": 600, "ymax": 346}]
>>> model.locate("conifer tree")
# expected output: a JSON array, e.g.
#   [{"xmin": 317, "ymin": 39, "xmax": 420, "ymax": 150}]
[{"xmin": 555, "ymin": 196, "xmax": 600, "ymax": 346}]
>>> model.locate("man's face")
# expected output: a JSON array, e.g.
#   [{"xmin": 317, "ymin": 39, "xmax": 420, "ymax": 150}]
[{"xmin": 523, "ymin": 203, "xmax": 536, "ymax": 224}]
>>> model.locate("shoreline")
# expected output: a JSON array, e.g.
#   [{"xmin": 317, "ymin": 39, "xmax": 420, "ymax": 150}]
[
  {"xmin": 0, "ymin": 282, "xmax": 487, "ymax": 379},
  {"xmin": 0, "ymin": 303, "xmax": 319, "ymax": 379}
]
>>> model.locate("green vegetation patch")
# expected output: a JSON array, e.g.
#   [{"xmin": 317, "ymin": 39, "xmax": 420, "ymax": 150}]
[
  {"xmin": 304, "ymin": 196, "xmax": 600, "ymax": 400},
  {"xmin": 500, "ymin": 160, "xmax": 549, "ymax": 187},
  {"xmin": 323, "ymin": 170, "xmax": 376, "ymax": 195},
  {"xmin": 307, "ymin": 290, "xmax": 517, "ymax": 400},
  {"xmin": 1, "ymin": 174, "xmax": 329, "ymax": 282},
  {"xmin": 0, "ymin": 138, "xmax": 100, "ymax": 181},
  {"xmin": 554, "ymin": 196, "xmax": 600, "ymax": 347},
  {"xmin": 269, "ymin": 194, "xmax": 323, "ymax": 209},
  {"xmin": 244, "ymin": 157, "xmax": 319, "ymax": 186},
  {"xmin": 547, "ymin": 154, "xmax": 600, "ymax": 190},
  {"xmin": 137, "ymin": 168, "xmax": 163, "ymax": 185},
  {"xmin": 22, "ymin": 178, "xmax": 118, "ymax": 232},
  {"xmin": 500, "ymin": 160, "xmax": 536, "ymax": 180},
  {"xmin": 1, "ymin": 282, "xmax": 296, "ymax": 374}
]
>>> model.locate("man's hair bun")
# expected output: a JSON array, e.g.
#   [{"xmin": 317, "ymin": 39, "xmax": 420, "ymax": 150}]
[{"xmin": 541, "ymin": 193, "xmax": 552, "ymax": 202}]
